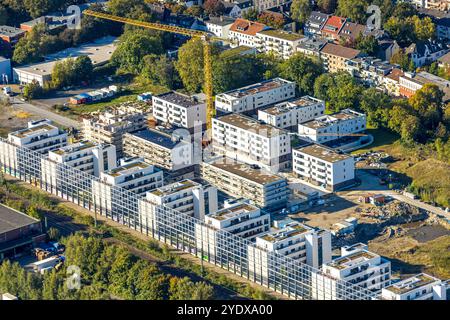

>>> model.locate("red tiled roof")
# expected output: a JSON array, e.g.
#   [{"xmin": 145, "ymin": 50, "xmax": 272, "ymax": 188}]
[
  {"xmin": 322, "ymin": 16, "xmax": 346, "ymax": 35},
  {"xmin": 386, "ymin": 68, "xmax": 404, "ymax": 81},
  {"xmin": 230, "ymin": 18, "xmax": 267, "ymax": 36}
]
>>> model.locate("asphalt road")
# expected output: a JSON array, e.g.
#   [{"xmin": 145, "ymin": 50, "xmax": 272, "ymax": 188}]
[{"xmin": 10, "ymin": 97, "xmax": 81, "ymax": 129}]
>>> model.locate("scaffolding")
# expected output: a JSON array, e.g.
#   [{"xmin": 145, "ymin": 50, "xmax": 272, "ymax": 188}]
[{"xmin": 0, "ymin": 138, "xmax": 379, "ymax": 300}]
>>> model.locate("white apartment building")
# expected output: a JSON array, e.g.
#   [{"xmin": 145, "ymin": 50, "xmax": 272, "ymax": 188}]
[
  {"xmin": 312, "ymin": 248, "xmax": 391, "ymax": 300},
  {"xmin": 215, "ymin": 78, "xmax": 296, "ymax": 113},
  {"xmin": 123, "ymin": 128, "xmax": 195, "ymax": 183},
  {"xmin": 298, "ymin": 109, "xmax": 366, "ymax": 144},
  {"xmin": 382, "ymin": 273, "xmax": 447, "ymax": 300},
  {"xmin": 92, "ymin": 157, "xmax": 163, "ymax": 216},
  {"xmin": 41, "ymin": 141, "xmax": 117, "ymax": 193},
  {"xmin": 194, "ymin": 201, "xmax": 271, "ymax": 268},
  {"xmin": 46, "ymin": 141, "xmax": 116, "ymax": 177},
  {"xmin": 8, "ymin": 119, "xmax": 67, "ymax": 154},
  {"xmin": 228, "ymin": 18, "xmax": 269, "ymax": 48},
  {"xmin": 255, "ymin": 29, "xmax": 303, "ymax": 60},
  {"xmin": 144, "ymin": 179, "xmax": 218, "ymax": 221},
  {"xmin": 248, "ymin": 219, "xmax": 332, "ymax": 287},
  {"xmin": 82, "ymin": 105, "xmax": 146, "ymax": 157},
  {"xmin": 206, "ymin": 201, "xmax": 270, "ymax": 240},
  {"xmin": 201, "ymin": 158, "xmax": 289, "ymax": 210},
  {"xmin": 293, "ymin": 144, "xmax": 355, "ymax": 191},
  {"xmin": 152, "ymin": 91, "xmax": 207, "ymax": 131},
  {"xmin": 205, "ymin": 16, "xmax": 235, "ymax": 38},
  {"xmin": 212, "ymin": 113, "xmax": 292, "ymax": 172},
  {"xmin": 258, "ymin": 96, "xmax": 325, "ymax": 130}
]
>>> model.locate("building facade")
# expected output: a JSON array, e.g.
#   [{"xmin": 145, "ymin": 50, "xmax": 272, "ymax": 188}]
[
  {"xmin": 297, "ymin": 109, "xmax": 367, "ymax": 144},
  {"xmin": 293, "ymin": 144, "xmax": 355, "ymax": 191},
  {"xmin": 201, "ymin": 158, "xmax": 289, "ymax": 210},
  {"xmin": 8, "ymin": 119, "xmax": 67, "ymax": 154},
  {"xmin": 144, "ymin": 179, "xmax": 218, "ymax": 221},
  {"xmin": 152, "ymin": 91, "xmax": 207, "ymax": 131},
  {"xmin": 248, "ymin": 218, "xmax": 332, "ymax": 287},
  {"xmin": 257, "ymin": 96, "xmax": 325, "ymax": 130},
  {"xmin": 382, "ymin": 273, "xmax": 447, "ymax": 300},
  {"xmin": 123, "ymin": 128, "xmax": 196, "ymax": 182},
  {"xmin": 255, "ymin": 29, "xmax": 303, "ymax": 59},
  {"xmin": 215, "ymin": 78, "xmax": 296, "ymax": 113},
  {"xmin": 212, "ymin": 113, "xmax": 292, "ymax": 172},
  {"xmin": 82, "ymin": 105, "xmax": 146, "ymax": 157}
]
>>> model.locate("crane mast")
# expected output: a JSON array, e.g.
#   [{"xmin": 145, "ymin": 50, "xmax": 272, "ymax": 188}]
[{"xmin": 83, "ymin": 9, "xmax": 215, "ymax": 133}]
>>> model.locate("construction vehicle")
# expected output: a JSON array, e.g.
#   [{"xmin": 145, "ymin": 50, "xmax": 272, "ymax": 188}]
[{"xmin": 83, "ymin": 9, "xmax": 217, "ymax": 139}]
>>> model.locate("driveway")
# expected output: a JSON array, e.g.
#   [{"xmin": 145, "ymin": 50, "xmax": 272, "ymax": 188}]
[{"xmin": 10, "ymin": 97, "xmax": 81, "ymax": 129}]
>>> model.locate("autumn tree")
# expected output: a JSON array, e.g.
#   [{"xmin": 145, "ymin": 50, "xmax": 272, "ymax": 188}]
[
  {"xmin": 290, "ymin": 0, "xmax": 312, "ymax": 25},
  {"xmin": 203, "ymin": 0, "xmax": 225, "ymax": 17}
]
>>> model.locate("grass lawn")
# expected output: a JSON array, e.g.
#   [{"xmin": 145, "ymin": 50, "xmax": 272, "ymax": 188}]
[
  {"xmin": 66, "ymin": 83, "xmax": 168, "ymax": 116},
  {"xmin": 352, "ymin": 127, "xmax": 399, "ymax": 155}
]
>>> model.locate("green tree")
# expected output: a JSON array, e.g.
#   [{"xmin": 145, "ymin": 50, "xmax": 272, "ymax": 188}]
[
  {"xmin": 313, "ymin": 72, "xmax": 363, "ymax": 113},
  {"xmin": 317, "ymin": 0, "xmax": 337, "ymax": 14},
  {"xmin": 355, "ymin": 34, "xmax": 378, "ymax": 55},
  {"xmin": 23, "ymin": 80, "xmax": 44, "ymax": 100},
  {"xmin": 169, "ymin": 277, "xmax": 213, "ymax": 300},
  {"xmin": 359, "ymin": 88, "xmax": 392, "ymax": 128},
  {"xmin": 185, "ymin": 5, "xmax": 203, "ymax": 17},
  {"xmin": 411, "ymin": 16, "xmax": 435, "ymax": 41},
  {"xmin": 175, "ymin": 39, "xmax": 220, "ymax": 93},
  {"xmin": 242, "ymin": 8, "xmax": 258, "ymax": 21},
  {"xmin": 24, "ymin": 0, "xmax": 53, "ymax": 19},
  {"xmin": 111, "ymin": 30, "xmax": 164, "ymax": 74},
  {"xmin": 203, "ymin": 0, "xmax": 225, "ymax": 16},
  {"xmin": 257, "ymin": 12, "xmax": 285, "ymax": 29},
  {"xmin": 337, "ymin": 0, "xmax": 369, "ymax": 24},
  {"xmin": 408, "ymin": 84, "xmax": 444, "ymax": 131},
  {"xmin": 141, "ymin": 54, "xmax": 180, "ymax": 89},
  {"xmin": 290, "ymin": 0, "xmax": 312, "ymax": 25},
  {"xmin": 279, "ymin": 53, "xmax": 323, "ymax": 95},
  {"xmin": 26, "ymin": 205, "xmax": 42, "ymax": 220}
]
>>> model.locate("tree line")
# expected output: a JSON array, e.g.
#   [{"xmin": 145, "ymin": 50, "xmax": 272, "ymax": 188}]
[{"xmin": 0, "ymin": 233, "xmax": 215, "ymax": 300}]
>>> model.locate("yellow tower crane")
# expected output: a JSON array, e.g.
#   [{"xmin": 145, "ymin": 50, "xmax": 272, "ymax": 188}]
[{"xmin": 83, "ymin": 9, "xmax": 216, "ymax": 133}]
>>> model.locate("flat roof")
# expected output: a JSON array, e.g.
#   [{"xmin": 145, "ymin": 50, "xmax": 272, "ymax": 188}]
[
  {"xmin": 257, "ymin": 29, "xmax": 303, "ymax": 41},
  {"xmin": 208, "ymin": 202, "xmax": 259, "ymax": 221},
  {"xmin": 384, "ymin": 274, "xmax": 440, "ymax": 295},
  {"xmin": 329, "ymin": 250, "xmax": 378, "ymax": 270},
  {"xmin": 154, "ymin": 91, "xmax": 204, "ymax": 108},
  {"xmin": 107, "ymin": 160, "xmax": 154, "ymax": 177},
  {"xmin": 215, "ymin": 113, "xmax": 286, "ymax": 138},
  {"xmin": 295, "ymin": 144, "xmax": 352, "ymax": 163},
  {"xmin": 148, "ymin": 179, "xmax": 199, "ymax": 197},
  {"xmin": 13, "ymin": 36, "xmax": 117, "ymax": 77},
  {"xmin": 218, "ymin": 78, "xmax": 293, "ymax": 99},
  {"xmin": 260, "ymin": 96, "xmax": 323, "ymax": 116},
  {"xmin": 127, "ymin": 128, "xmax": 183, "ymax": 150},
  {"xmin": 9, "ymin": 123, "xmax": 58, "ymax": 139},
  {"xmin": 0, "ymin": 25, "xmax": 25, "ymax": 37},
  {"xmin": 260, "ymin": 222, "xmax": 311, "ymax": 243},
  {"xmin": 0, "ymin": 204, "xmax": 40, "ymax": 234},
  {"xmin": 300, "ymin": 109, "xmax": 364, "ymax": 129},
  {"xmin": 205, "ymin": 158, "xmax": 286, "ymax": 185},
  {"xmin": 52, "ymin": 140, "xmax": 96, "ymax": 155}
]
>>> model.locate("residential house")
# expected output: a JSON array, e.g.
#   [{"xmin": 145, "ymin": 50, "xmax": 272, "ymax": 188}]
[
  {"xmin": 321, "ymin": 16, "xmax": 347, "ymax": 41},
  {"xmin": 256, "ymin": 29, "xmax": 303, "ymax": 59},
  {"xmin": 304, "ymin": 11, "xmax": 329, "ymax": 37},
  {"xmin": 228, "ymin": 18, "xmax": 269, "ymax": 48},
  {"xmin": 320, "ymin": 43, "xmax": 361, "ymax": 73},
  {"xmin": 405, "ymin": 40, "xmax": 449, "ymax": 67}
]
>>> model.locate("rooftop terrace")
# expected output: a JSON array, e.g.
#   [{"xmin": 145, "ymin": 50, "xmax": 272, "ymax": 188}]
[
  {"xmin": 329, "ymin": 250, "xmax": 378, "ymax": 270},
  {"xmin": 218, "ymin": 78, "xmax": 293, "ymax": 99},
  {"xmin": 215, "ymin": 113, "xmax": 286, "ymax": 138},
  {"xmin": 148, "ymin": 179, "xmax": 199, "ymax": 197},
  {"xmin": 384, "ymin": 274, "xmax": 440, "ymax": 295},
  {"xmin": 295, "ymin": 144, "xmax": 352, "ymax": 163},
  {"xmin": 205, "ymin": 158, "xmax": 286, "ymax": 186},
  {"xmin": 260, "ymin": 222, "xmax": 311, "ymax": 243},
  {"xmin": 10, "ymin": 124, "xmax": 58, "ymax": 139},
  {"xmin": 208, "ymin": 202, "xmax": 259, "ymax": 221},
  {"xmin": 261, "ymin": 96, "xmax": 323, "ymax": 116},
  {"xmin": 154, "ymin": 91, "xmax": 204, "ymax": 108},
  {"xmin": 52, "ymin": 141, "xmax": 96, "ymax": 155}
]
